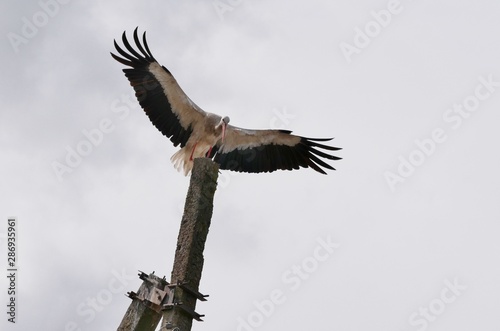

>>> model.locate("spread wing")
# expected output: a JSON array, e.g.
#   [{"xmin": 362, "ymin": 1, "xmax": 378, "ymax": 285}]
[
  {"xmin": 210, "ymin": 125, "xmax": 341, "ymax": 174},
  {"xmin": 111, "ymin": 28, "xmax": 206, "ymax": 147}
]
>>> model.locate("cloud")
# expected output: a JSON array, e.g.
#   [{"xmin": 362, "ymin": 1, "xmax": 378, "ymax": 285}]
[{"xmin": 1, "ymin": 1, "xmax": 500, "ymax": 330}]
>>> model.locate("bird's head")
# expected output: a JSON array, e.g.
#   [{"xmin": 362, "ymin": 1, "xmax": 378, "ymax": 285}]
[{"xmin": 216, "ymin": 116, "xmax": 230, "ymax": 143}]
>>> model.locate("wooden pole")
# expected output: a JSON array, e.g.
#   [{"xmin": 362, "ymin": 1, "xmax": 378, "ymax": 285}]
[
  {"xmin": 117, "ymin": 158, "xmax": 219, "ymax": 331},
  {"xmin": 117, "ymin": 271, "xmax": 169, "ymax": 331},
  {"xmin": 160, "ymin": 158, "xmax": 219, "ymax": 331}
]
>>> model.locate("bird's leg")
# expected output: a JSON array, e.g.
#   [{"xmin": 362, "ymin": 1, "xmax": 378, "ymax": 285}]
[
  {"xmin": 206, "ymin": 145, "xmax": 213, "ymax": 158},
  {"xmin": 189, "ymin": 142, "xmax": 198, "ymax": 161}
]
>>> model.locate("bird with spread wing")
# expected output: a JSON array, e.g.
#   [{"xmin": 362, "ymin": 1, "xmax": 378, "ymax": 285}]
[{"xmin": 111, "ymin": 28, "xmax": 341, "ymax": 175}]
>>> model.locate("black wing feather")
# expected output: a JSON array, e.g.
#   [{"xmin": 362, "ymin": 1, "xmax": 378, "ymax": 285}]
[
  {"xmin": 213, "ymin": 135, "xmax": 341, "ymax": 174},
  {"xmin": 111, "ymin": 28, "xmax": 192, "ymax": 147}
]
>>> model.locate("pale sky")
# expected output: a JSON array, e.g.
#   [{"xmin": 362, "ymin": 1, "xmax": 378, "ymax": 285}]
[{"xmin": 1, "ymin": 1, "xmax": 500, "ymax": 330}]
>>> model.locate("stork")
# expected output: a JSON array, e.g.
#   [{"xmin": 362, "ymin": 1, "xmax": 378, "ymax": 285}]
[{"xmin": 111, "ymin": 28, "xmax": 341, "ymax": 175}]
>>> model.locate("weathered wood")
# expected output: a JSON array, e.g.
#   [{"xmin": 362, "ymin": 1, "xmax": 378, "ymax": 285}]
[
  {"xmin": 160, "ymin": 158, "xmax": 219, "ymax": 331},
  {"xmin": 117, "ymin": 272, "xmax": 169, "ymax": 331}
]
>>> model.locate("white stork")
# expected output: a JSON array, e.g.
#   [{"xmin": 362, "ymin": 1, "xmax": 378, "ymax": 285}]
[{"xmin": 111, "ymin": 28, "xmax": 341, "ymax": 175}]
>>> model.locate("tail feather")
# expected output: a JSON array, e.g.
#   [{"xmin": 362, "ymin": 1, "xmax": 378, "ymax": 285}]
[{"xmin": 170, "ymin": 148, "xmax": 192, "ymax": 176}]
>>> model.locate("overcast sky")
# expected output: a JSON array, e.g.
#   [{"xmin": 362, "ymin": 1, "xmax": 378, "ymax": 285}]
[{"xmin": 1, "ymin": 0, "xmax": 500, "ymax": 330}]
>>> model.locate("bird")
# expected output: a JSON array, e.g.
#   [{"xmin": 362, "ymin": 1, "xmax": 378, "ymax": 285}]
[{"xmin": 111, "ymin": 28, "xmax": 341, "ymax": 176}]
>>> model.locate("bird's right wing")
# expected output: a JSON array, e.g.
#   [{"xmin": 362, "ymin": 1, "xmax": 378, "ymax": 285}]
[{"xmin": 111, "ymin": 28, "xmax": 206, "ymax": 147}]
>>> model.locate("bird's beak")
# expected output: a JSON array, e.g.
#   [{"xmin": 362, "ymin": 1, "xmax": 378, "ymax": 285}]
[{"xmin": 221, "ymin": 123, "xmax": 226, "ymax": 143}]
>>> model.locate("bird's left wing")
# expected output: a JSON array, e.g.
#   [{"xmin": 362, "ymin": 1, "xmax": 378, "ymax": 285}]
[
  {"xmin": 111, "ymin": 28, "xmax": 206, "ymax": 147},
  {"xmin": 210, "ymin": 125, "xmax": 341, "ymax": 174}
]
